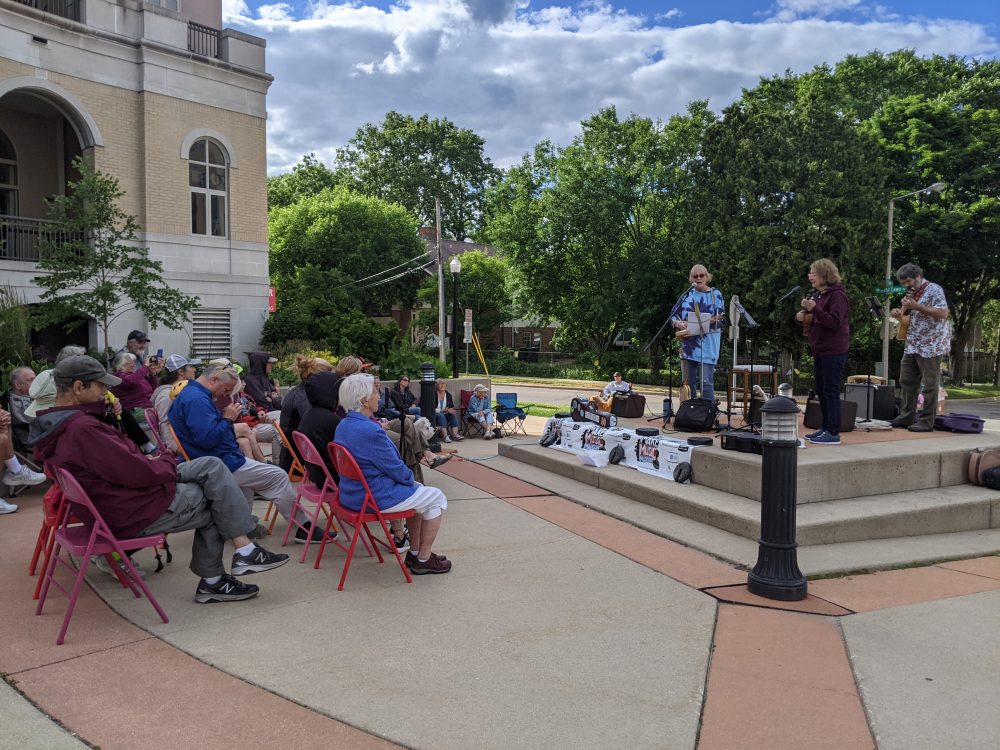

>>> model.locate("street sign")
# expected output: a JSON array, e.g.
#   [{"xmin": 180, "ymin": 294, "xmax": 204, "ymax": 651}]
[
  {"xmin": 875, "ymin": 285, "xmax": 906, "ymax": 295},
  {"xmin": 464, "ymin": 308, "xmax": 473, "ymax": 324},
  {"xmin": 463, "ymin": 322, "xmax": 473, "ymax": 344}
]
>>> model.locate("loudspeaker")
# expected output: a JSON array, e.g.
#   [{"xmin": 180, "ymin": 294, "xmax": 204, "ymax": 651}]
[
  {"xmin": 803, "ymin": 399, "xmax": 858, "ymax": 432},
  {"xmin": 844, "ymin": 383, "xmax": 895, "ymax": 420}
]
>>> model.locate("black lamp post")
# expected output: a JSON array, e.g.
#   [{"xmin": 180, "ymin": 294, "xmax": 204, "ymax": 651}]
[
  {"xmin": 450, "ymin": 255, "xmax": 461, "ymax": 380},
  {"xmin": 747, "ymin": 395, "xmax": 807, "ymax": 601}
]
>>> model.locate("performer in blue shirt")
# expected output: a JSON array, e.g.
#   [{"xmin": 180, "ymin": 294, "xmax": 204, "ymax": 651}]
[{"xmin": 671, "ymin": 264, "xmax": 725, "ymax": 402}]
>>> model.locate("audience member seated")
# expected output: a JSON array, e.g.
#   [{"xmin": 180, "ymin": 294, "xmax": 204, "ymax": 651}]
[
  {"xmin": 170, "ymin": 363, "xmax": 330, "ymax": 544},
  {"xmin": 152, "ymin": 355, "xmax": 202, "ymax": 453},
  {"xmin": 278, "ymin": 354, "xmax": 334, "ymax": 471},
  {"xmin": 31, "ymin": 354, "xmax": 289, "ymax": 603},
  {"xmin": 8, "ymin": 366, "xmax": 35, "ymax": 446},
  {"xmin": 335, "ymin": 373, "xmax": 452, "ymax": 574},
  {"xmin": 386, "ymin": 374, "xmax": 422, "ymax": 420},
  {"xmin": 591, "ymin": 371, "xmax": 631, "ymax": 412},
  {"xmin": 467, "ymin": 384, "xmax": 502, "ymax": 439},
  {"xmin": 0, "ymin": 405, "xmax": 46, "ymax": 515},
  {"xmin": 111, "ymin": 351, "xmax": 163, "ymax": 414},
  {"xmin": 296, "ymin": 370, "xmax": 342, "ymax": 487},
  {"xmin": 207, "ymin": 376, "xmax": 269, "ymax": 464},
  {"xmin": 434, "ymin": 380, "xmax": 462, "ymax": 443},
  {"xmin": 116, "ymin": 329, "xmax": 149, "ymax": 358},
  {"xmin": 244, "ymin": 351, "xmax": 283, "ymax": 414}
]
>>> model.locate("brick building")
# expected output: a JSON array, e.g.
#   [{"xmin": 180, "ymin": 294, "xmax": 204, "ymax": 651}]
[{"xmin": 0, "ymin": 0, "xmax": 271, "ymax": 359}]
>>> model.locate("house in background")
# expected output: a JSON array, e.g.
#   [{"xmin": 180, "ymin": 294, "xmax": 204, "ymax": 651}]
[{"xmin": 0, "ymin": 0, "xmax": 271, "ymax": 360}]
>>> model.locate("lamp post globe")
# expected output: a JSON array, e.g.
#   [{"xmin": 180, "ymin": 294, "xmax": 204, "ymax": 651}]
[{"xmin": 449, "ymin": 256, "xmax": 461, "ymax": 380}]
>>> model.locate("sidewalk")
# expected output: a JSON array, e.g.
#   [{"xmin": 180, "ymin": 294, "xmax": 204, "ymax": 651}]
[{"xmin": 2, "ymin": 427, "xmax": 998, "ymax": 749}]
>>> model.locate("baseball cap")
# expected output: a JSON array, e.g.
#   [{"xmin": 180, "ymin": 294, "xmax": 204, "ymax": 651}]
[
  {"xmin": 53, "ymin": 355, "xmax": 122, "ymax": 387},
  {"xmin": 127, "ymin": 330, "xmax": 149, "ymax": 342},
  {"xmin": 164, "ymin": 354, "xmax": 203, "ymax": 372},
  {"xmin": 25, "ymin": 369, "xmax": 57, "ymax": 419}
]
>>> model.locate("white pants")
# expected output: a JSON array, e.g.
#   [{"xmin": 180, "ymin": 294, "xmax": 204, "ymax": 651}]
[{"xmin": 382, "ymin": 484, "xmax": 448, "ymax": 521}]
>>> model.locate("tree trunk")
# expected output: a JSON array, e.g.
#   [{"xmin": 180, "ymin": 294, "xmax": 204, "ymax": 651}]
[
  {"xmin": 951, "ymin": 327, "xmax": 970, "ymax": 385},
  {"xmin": 649, "ymin": 338, "xmax": 661, "ymax": 382}
]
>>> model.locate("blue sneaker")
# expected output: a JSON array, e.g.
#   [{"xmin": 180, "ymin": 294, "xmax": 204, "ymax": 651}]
[
  {"xmin": 808, "ymin": 431, "xmax": 841, "ymax": 445},
  {"xmin": 804, "ymin": 429, "xmax": 825, "ymax": 440}
]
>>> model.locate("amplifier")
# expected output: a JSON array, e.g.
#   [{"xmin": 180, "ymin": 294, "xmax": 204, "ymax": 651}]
[
  {"xmin": 719, "ymin": 430, "xmax": 763, "ymax": 455},
  {"xmin": 803, "ymin": 399, "xmax": 858, "ymax": 432},
  {"xmin": 844, "ymin": 382, "xmax": 895, "ymax": 421}
]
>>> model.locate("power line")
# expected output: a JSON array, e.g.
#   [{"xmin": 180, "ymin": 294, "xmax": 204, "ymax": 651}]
[{"xmin": 346, "ymin": 252, "xmax": 432, "ymax": 287}]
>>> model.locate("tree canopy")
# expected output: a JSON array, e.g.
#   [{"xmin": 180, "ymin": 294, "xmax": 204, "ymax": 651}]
[
  {"xmin": 415, "ymin": 249, "xmax": 513, "ymax": 342},
  {"xmin": 336, "ymin": 111, "xmax": 500, "ymax": 241},
  {"xmin": 267, "ymin": 153, "xmax": 343, "ymax": 211}
]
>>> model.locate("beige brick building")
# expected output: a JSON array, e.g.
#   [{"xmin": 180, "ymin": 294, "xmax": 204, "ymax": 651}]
[{"xmin": 0, "ymin": 0, "xmax": 271, "ymax": 360}]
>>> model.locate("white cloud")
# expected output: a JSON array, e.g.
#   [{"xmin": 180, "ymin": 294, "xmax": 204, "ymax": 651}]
[
  {"xmin": 221, "ymin": 1, "xmax": 998, "ymax": 174},
  {"xmin": 657, "ymin": 8, "xmax": 682, "ymax": 21},
  {"xmin": 770, "ymin": 0, "xmax": 863, "ymax": 22},
  {"xmin": 258, "ymin": 3, "xmax": 294, "ymax": 21},
  {"xmin": 222, "ymin": 0, "xmax": 250, "ymax": 22}
]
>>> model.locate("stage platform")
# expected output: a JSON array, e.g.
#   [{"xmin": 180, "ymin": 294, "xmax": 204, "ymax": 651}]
[{"xmin": 498, "ymin": 418, "xmax": 1000, "ymax": 549}]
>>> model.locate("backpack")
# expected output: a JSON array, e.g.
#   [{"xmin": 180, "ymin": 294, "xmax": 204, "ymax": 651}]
[{"xmin": 968, "ymin": 448, "xmax": 1000, "ymax": 486}]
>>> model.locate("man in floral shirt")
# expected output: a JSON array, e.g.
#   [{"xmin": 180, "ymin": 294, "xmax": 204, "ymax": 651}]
[{"xmin": 889, "ymin": 263, "xmax": 951, "ymax": 432}]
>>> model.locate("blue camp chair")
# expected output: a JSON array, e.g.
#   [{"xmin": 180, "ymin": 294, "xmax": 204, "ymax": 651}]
[{"xmin": 495, "ymin": 393, "xmax": 528, "ymax": 436}]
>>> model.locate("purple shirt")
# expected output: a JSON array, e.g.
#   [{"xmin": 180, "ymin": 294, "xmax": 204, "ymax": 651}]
[{"xmin": 807, "ymin": 283, "xmax": 850, "ymax": 356}]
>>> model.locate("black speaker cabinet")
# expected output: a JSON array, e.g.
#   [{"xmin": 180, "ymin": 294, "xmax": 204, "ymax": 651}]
[
  {"xmin": 844, "ymin": 383, "xmax": 895, "ymax": 421},
  {"xmin": 803, "ymin": 399, "xmax": 858, "ymax": 432}
]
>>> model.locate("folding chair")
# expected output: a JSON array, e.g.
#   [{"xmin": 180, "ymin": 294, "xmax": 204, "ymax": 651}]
[
  {"xmin": 495, "ymin": 393, "xmax": 528, "ymax": 436},
  {"xmin": 167, "ymin": 422, "xmax": 192, "ymax": 461},
  {"xmin": 260, "ymin": 422, "xmax": 309, "ymax": 535},
  {"xmin": 37, "ymin": 468, "xmax": 169, "ymax": 645},
  {"xmin": 460, "ymin": 389, "xmax": 486, "ymax": 438},
  {"xmin": 322, "ymin": 442, "xmax": 414, "ymax": 590},
  {"xmin": 280, "ymin": 431, "xmax": 348, "ymax": 563}
]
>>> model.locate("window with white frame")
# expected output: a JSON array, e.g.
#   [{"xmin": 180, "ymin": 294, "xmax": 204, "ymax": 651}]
[
  {"xmin": 188, "ymin": 138, "xmax": 228, "ymax": 237},
  {"xmin": 147, "ymin": 0, "xmax": 180, "ymax": 10},
  {"xmin": 0, "ymin": 127, "xmax": 17, "ymax": 217}
]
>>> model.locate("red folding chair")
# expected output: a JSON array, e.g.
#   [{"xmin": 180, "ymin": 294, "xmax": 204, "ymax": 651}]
[
  {"xmin": 281, "ymin": 431, "xmax": 348, "ymax": 563},
  {"xmin": 36, "ymin": 468, "xmax": 169, "ymax": 645},
  {"xmin": 143, "ymin": 407, "xmax": 164, "ymax": 449},
  {"xmin": 321, "ymin": 442, "xmax": 414, "ymax": 590}
]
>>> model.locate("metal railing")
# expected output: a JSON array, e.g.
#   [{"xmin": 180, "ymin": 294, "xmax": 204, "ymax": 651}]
[
  {"xmin": 187, "ymin": 21, "xmax": 220, "ymax": 59},
  {"xmin": 12, "ymin": 0, "xmax": 80, "ymax": 21},
  {"xmin": 0, "ymin": 215, "xmax": 84, "ymax": 262}
]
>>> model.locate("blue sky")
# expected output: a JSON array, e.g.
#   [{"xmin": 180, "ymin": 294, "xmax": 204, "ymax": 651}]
[{"xmin": 220, "ymin": 0, "xmax": 999, "ymax": 172}]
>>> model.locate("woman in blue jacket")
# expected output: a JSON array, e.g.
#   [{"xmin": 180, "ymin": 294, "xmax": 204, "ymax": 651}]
[
  {"xmin": 671, "ymin": 264, "xmax": 725, "ymax": 402},
  {"xmin": 334, "ymin": 373, "xmax": 452, "ymax": 575}
]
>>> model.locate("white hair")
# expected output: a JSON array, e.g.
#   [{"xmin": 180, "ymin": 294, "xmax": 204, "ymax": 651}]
[
  {"xmin": 339, "ymin": 372, "xmax": 375, "ymax": 412},
  {"xmin": 112, "ymin": 351, "xmax": 137, "ymax": 371}
]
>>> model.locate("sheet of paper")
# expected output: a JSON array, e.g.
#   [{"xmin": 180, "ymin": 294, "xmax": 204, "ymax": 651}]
[{"xmin": 685, "ymin": 311, "xmax": 712, "ymax": 336}]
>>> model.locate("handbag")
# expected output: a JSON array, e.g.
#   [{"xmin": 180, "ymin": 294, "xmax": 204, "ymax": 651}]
[{"xmin": 673, "ymin": 398, "xmax": 718, "ymax": 432}]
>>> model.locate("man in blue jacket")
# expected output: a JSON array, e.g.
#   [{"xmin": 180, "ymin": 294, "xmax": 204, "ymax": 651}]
[{"xmin": 170, "ymin": 363, "xmax": 330, "ymax": 544}]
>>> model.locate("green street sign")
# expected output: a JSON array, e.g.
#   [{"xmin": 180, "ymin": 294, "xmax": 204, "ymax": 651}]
[{"xmin": 875, "ymin": 285, "xmax": 906, "ymax": 295}]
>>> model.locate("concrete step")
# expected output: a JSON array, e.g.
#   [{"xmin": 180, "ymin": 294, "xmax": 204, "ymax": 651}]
[
  {"xmin": 499, "ymin": 443, "xmax": 1000, "ymax": 545},
  {"xmin": 487, "ymin": 455, "xmax": 1000, "ymax": 577}
]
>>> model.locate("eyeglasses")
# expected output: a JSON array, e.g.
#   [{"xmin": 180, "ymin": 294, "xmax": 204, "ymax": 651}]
[{"xmin": 692, "ymin": 274, "xmax": 707, "ymax": 279}]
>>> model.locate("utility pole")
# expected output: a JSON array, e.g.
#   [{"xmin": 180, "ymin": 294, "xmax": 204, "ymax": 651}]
[{"xmin": 436, "ymin": 197, "xmax": 446, "ymax": 363}]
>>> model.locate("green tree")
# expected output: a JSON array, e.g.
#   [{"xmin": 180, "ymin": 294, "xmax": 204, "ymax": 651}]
[
  {"xmin": 486, "ymin": 105, "xmax": 712, "ymax": 360},
  {"xmin": 336, "ymin": 111, "xmax": 500, "ymax": 241},
  {"xmin": 414, "ymin": 249, "xmax": 513, "ymax": 339},
  {"xmin": 267, "ymin": 153, "xmax": 343, "ymax": 210},
  {"xmin": 32, "ymin": 158, "xmax": 199, "ymax": 358},
  {"xmin": 265, "ymin": 186, "xmax": 426, "ymax": 353}
]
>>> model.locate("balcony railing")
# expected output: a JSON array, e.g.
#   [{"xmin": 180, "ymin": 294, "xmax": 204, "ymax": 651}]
[
  {"xmin": 187, "ymin": 21, "xmax": 220, "ymax": 59},
  {"xmin": 12, "ymin": 0, "xmax": 80, "ymax": 22},
  {"xmin": 0, "ymin": 215, "xmax": 84, "ymax": 262}
]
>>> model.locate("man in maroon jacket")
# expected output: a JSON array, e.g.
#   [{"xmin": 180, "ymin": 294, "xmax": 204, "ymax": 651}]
[{"xmin": 31, "ymin": 355, "xmax": 289, "ymax": 603}]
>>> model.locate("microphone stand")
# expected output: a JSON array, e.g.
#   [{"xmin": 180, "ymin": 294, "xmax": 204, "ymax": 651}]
[
  {"xmin": 644, "ymin": 285, "xmax": 696, "ymax": 426},
  {"xmin": 728, "ymin": 297, "xmax": 761, "ymax": 433},
  {"xmin": 859, "ymin": 296, "xmax": 884, "ymax": 426}
]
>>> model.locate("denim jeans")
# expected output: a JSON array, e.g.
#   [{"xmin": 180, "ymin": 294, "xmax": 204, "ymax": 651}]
[
  {"xmin": 813, "ymin": 353, "xmax": 847, "ymax": 435},
  {"xmin": 682, "ymin": 359, "xmax": 716, "ymax": 401}
]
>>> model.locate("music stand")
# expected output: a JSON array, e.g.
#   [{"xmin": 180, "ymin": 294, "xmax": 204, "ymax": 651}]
[{"xmin": 858, "ymin": 295, "xmax": 884, "ymax": 426}]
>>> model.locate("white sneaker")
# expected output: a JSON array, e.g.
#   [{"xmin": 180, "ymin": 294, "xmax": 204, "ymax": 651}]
[
  {"xmin": 443, "ymin": 435, "xmax": 452, "ymax": 443},
  {"xmin": 3, "ymin": 465, "xmax": 46, "ymax": 487},
  {"xmin": 0, "ymin": 498, "xmax": 18, "ymax": 514},
  {"xmin": 92, "ymin": 554, "xmax": 146, "ymax": 580}
]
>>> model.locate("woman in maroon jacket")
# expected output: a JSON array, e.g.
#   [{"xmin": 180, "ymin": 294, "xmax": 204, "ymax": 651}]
[{"xmin": 796, "ymin": 258, "xmax": 850, "ymax": 445}]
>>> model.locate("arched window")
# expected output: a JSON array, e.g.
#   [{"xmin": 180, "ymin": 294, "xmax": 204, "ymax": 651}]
[
  {"xmin": 0, "ymin": 127, "xmax": 17, "ymax": 217},
  {"xmin": 188, "ymin": 138, "xmax": 228, "ymax": 237}
]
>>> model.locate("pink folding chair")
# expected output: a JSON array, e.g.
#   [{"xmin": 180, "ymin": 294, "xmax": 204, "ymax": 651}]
[
  {"xmin": 143, "ymin": 407, "xmax": 163, "ymax": 448},
  {"xmin": 322, "ymin": 442, "xmax": 414, "ymax": 591},
  {"xmin": 36, "ymin": 468, "xmax": 169, "ymax": 645},
  {"xmin": 282, "ymin": 431, "xmax": 348, "ymax": 563}
]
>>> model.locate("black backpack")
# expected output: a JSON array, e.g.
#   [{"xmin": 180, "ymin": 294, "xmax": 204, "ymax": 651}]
[{"xmin": 673, "ymin": 398, "xmax": 718, "ymax": 432}]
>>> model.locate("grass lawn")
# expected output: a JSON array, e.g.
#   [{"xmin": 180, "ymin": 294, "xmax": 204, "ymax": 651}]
[{"xmin": 946, "ymin": 384, "xmax": 1000, "ymax": 399}]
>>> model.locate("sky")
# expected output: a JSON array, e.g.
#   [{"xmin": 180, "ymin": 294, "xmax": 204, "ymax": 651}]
[{"xmin": 219, "ymin": 0, "xmax": 1000, "ymax": 174}]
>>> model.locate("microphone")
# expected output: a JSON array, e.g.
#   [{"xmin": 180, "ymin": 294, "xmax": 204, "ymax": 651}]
[{"xmin": 777, "ymin": 285, "xmax": 801, "ymax": 304}]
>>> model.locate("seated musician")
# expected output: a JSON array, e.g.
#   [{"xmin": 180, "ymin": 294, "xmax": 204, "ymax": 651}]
[{"xmin": 590, "ymin": 372, "xmax": 631, "ymax": 412}]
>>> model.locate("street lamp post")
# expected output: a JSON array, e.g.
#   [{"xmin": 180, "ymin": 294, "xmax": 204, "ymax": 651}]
[
  {"xmin": 450, "ymin": 256, "xmax": 461, "ymax": 380},
  {"xmin": 747, "ymin": 395, "xmax": 807, "ymax": 601},
  {"xmin": 882, "ymin": 182, "xmax": 948, "ymax": 375}
]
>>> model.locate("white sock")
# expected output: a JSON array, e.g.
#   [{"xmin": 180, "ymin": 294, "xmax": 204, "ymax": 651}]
[
  {"xmin": 409, "ymin": 549, "xmax": 419, "ymax": 558},
  {"xmin": 236, "ymin": 542, "xmax": 256, "ymax": 556},
  {"xmin": 5, "ymin": 456, "xmax": 22, "ymax": 473},
  {"xmin": 203, "ymin": 575, "xmax": 222, "ymax": 585}
]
